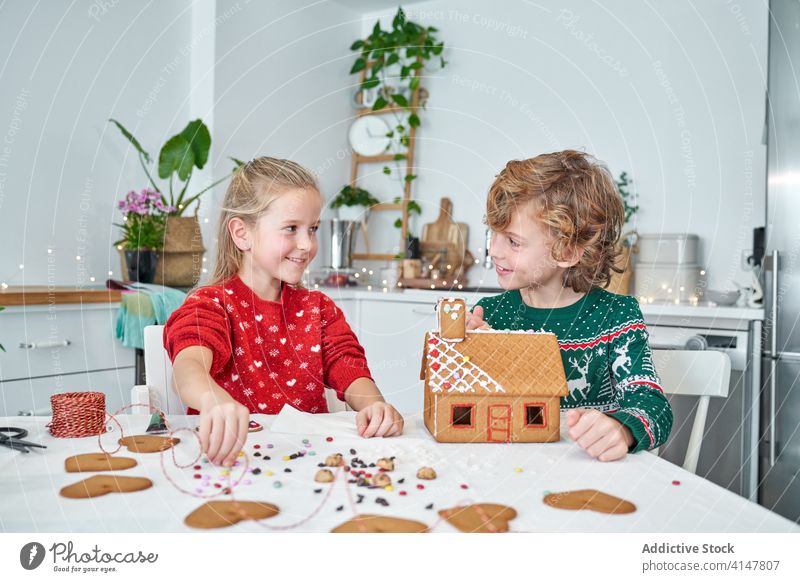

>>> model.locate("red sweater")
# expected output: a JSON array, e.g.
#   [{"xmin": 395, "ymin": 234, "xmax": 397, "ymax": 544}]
[{"xmin": 163, "ymin": 275, "xmax": 372, "ymax": 414}]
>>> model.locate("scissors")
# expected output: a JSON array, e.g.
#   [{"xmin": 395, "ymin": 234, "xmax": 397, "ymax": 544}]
[{"xmin": 0, "ymin": 427, "xmax": 48, "ymax": 453}]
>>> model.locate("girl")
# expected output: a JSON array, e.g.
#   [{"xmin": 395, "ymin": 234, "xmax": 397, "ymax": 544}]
[{"xmin": 164, "ymin": 157, "xmax": 404, "ymax": 467}]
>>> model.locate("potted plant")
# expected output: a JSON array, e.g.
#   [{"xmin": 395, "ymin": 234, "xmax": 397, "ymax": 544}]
[
  {"xmin": 114, "ymin": 188, "xmax": 171, "ymax": 283},
  {"xmin": 350, "ymin": 7, "xmax": 446, "ymax": 187},
  {"xmin": 331, "ymin": 185, "xmax": 380, "ymax": 222},
  {"xmin": 607, "ymin": 171, "xmax": 640, "ymax": 295},
  {"xmin": 109, "ymin": 118, "xmax": 242, "ymax": 286}
]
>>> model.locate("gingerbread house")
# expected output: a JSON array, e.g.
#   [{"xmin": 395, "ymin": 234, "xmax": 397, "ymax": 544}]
[{"xmin": 421, "ymin": 297, "xmax": 568, "ymax": 443}]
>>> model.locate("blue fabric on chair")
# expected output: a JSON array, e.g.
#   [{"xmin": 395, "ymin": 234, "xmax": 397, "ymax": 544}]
[{"xmin": 115, "ymin": 285, "xmax": 187, "ymax": 349}]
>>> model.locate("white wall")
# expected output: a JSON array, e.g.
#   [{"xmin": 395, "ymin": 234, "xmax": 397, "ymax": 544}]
[
  {"xmin": 356, "ymin": 0, "xmax": 769, "ymax": 291},
  {"xmin": 0, "ymin": 0, "xmax": 194, "ymax": 287},
  {"xmin": 211, "ymin": 0, "xmax": 363, "ymax": 273}
]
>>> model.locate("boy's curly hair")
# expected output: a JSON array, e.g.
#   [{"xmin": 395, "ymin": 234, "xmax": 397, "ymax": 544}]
[{"xmin": 486, "ymin": 150, "xmax": 625, "ymax": 293}]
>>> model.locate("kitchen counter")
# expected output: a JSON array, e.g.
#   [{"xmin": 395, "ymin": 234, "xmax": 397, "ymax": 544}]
[{"xmin": 0, "ymin": 285, "xmax": 122, "ymax": 306}]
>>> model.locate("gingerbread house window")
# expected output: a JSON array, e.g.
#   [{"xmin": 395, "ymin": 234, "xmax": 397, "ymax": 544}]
[
  {"xmin": 525, "ymin": 404, "xmax": 546, "ymax": 427},
  {"xmin": 451, "ymin": 405, "xmax": 475, "ymax": 428}
]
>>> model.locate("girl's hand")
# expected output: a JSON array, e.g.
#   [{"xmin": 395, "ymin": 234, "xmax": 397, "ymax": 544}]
[
  {"xmin": 198, "ymin": 391, "xmax": 250, "ymax": 467},
  {"xmin": 466, "ymin": 306, "xmax": 491, "ymax": 330},
  {"xmin": 356, "ymin": 402, "xmax": 404, "ymax": 438},
  {"xmin": 566, "ymin": 408, "xmax": 634, "ymax": 462}
]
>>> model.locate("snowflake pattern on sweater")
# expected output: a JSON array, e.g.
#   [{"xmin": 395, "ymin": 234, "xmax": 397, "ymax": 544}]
[
  {"xmin": 163, "ymin": 275, "xmax": 372, "ymax": 415},
  {"xmin": 475, "ymin": 287, "xmax": 672, "ymax": 453}
]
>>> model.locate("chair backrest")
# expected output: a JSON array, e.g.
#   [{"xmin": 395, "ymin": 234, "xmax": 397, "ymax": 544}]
[
  {"xmin": 142, "ymin": 324, "xmax": 347, "ymax": 414},
  {"xmin": 143, "ymin": 325, "xmax": 185, "ymax": 415},
  {"xmin": 651, "ymin": 349, "xmax": 732, "ymax": 474}
]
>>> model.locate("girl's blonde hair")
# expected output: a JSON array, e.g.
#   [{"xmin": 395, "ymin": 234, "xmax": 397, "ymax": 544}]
[
  {"xmin": 486, "ymin": 150, "xmax": 625, "ymax": 293},
  {"xmin": 210, "ymin": 156, "xmax": 320, "ymax": 285}
]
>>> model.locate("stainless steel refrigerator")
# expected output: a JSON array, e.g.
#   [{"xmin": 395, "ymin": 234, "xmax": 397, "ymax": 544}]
[{"xmin": 761, "ymin": 0, "xmax": 800, "ymax": 523}]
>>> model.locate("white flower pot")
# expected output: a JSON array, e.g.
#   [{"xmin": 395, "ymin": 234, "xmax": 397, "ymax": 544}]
[{"xmin": 337, "ymin": 205, "xmax": 368, "ymax": 222}]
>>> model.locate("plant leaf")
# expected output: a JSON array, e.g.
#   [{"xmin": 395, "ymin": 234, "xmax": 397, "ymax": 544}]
[
  {"xmin": 383, "ymin": 166, "xmax": 391, "ymax": 175},
  {"xmin": 408, "ymin": 113, "xmax": 421, "ymax": 128},
  {"xmin": 159, "ymin": 134, "xmax": 194, "ymax": 181},
  {"xmin": 361, "ymin": 76, "xmax": 380, "ymax": 90},
  {"xmin": 350, "ymin": 39, "xmax": 364, "ymax": 51},
  {"xmin": 108, "ymin": 119, "xmax": 151, "ymax": 163},
  {"xmin": 372, "ymin": 95, "xmax": 388, "ymax": 111},
  {"xmin": 350, "ymin": 57, "xmax": 366, "ymax": 75},
  {"xmin": 410, "ymin": 76, "xmax": 420, "ymax": 91},
  {"xmin": 391, "ymin": 94, "xmax": 409, "ymax": 108},
  {"xmin": 180, "ymin": 119, "xmax": 211, "ymax": 170},
  {"xmin": 393, "ymin": 153, "xmax": 407, "ymax": 161},
  {"xmin": 386, "ymin": 52, "xmax": 399, "ymax": 66}
]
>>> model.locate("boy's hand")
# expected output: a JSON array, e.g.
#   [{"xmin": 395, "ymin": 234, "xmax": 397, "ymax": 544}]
[
  {"xmin": 566, "ymin": 408, "xmax": 634, "ymax": 462},
  {"xmin": 356, "ymin": 402, "xmax": 404, "ymax": 438},
  {"xmin": 198, "ymin": 391, "xmax": 250, "ymax": 467},
  {"xmin": 466, "ymin": 306, "xmax": 491, "ymax": 330}
]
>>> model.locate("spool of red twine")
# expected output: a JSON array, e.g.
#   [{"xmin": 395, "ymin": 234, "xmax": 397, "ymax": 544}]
[{"xmin": 49, "ymin": 391, "xmax": 107, "ymax": 438}]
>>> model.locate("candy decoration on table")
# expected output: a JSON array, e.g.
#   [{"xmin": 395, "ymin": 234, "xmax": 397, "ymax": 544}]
[
  {"xmin": 421, "ymin": 297, "xmax": 568, "ymax": 443},
  {"xmin": 416, "ymin": 467, "xmax": 437, "ymax": 480},
  {"xmin": 542, "ymin": 489, "xmax": 636, "ymax": 514},
  {"xmin": 248, "ymin": 420, "xmax": 263, "ymax": 433},
  {"xmin": 184, "ymin": 501, "xmax": 279, "ymax": 529},
  {"xmin": 315, "ymin": 469, "xmax": 335, "ymax": 483},
  {"xmin": 49, "ymin": 392, "xmax": 107, "ymax": 438},
  {"xmin": 60, "ymin": 475, "xmax": 153, "ymax": 499},
  {"xmin": 376, "ymin": 457, "xmax": 395, "ymax": 471},
  {"xmin": 438, "ymin": 503, "xmax": 518, "ymax": 533},
  {"xmin": 64, "ymin": 453, "xmax": 137, "ymax": 473},
  {"xmin": 331, "ymin": 514, "xmax": 429, "ymax": 533},
  {"xmin": 118, "ymin": 435, "xmax": 180, "ymax": 453}
]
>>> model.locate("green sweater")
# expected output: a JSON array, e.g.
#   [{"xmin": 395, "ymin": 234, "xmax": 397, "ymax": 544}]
[{"xmin": 475, "ymin": 288, "xmax": 672, "ymax": 453}]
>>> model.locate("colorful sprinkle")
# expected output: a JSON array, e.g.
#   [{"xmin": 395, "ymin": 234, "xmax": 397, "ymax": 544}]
[
  {"xmin": 302, "ymin": 439, "xmax": 309, "ymax": 444},
  {"xmin": 266, "ymin": 471, "xmax": 274, "ymax": 477},
  {"xmin": 416, "ymin": 484, "xmax": 425, "ymax": 490},
  {"xmin": 267, "ymin": 444, "xmax": 274, "ymax": 449},
  {"xmin": 399, "ymin": 491, "xmax": 407, "ymax": 496},
  {"xmin": 193, "ymin": 474, "xmax": 201, "ymax": 479},
  {"xmin": 385, "ymin": 485, "xmax": 393, "ymax": 492},
  {"xmin": 282, "ymin": 455, "xmax": 290, "ymax": 461},
  {"xmin": 326, "ymin": 436, "xmax": 333, "ymax": 442},
  {"xmin": 672, "ymin": 480, "xmax": 681, "ymax": 486},
  {"xmin": 515, "ymin": 467, "xmax": 523, "ymax": 473},
  {"xmin": 460, "ymin": 484, "xmax": 468, "ymax": 489},
  {"xmin": 193, "ymin": 465, "xmax": 201, "ymax": 470},
  {"xmin": 273, "ymin": 481, "xmax": 282, "ymax": 489},
  {"xmin": 254, "ymin": 444, "xmax": 261, "ymax": 449},
  {"xmin": 308, "ymin": 451, "xmax": 316, "ymax": 456}
]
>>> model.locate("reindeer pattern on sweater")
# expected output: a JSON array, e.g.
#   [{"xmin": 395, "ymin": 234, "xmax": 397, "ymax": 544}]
[{"xmin": 475, "ymin": 287, "xmax": 672, "ymax": 453}]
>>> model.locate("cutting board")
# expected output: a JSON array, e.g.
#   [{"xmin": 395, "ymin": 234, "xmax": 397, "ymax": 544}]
[{"xmin": 420, "ymin": 197, "xmax": 471, "ymax": 269}]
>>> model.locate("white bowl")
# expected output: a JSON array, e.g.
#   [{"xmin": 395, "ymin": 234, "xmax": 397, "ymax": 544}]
[{"xmin": 705, "ymin": 289, "xmax": 740, "ymax": 306}]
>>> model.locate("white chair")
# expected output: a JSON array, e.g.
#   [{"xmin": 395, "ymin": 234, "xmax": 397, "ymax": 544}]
[
  {"xmin": 650, "ymin": 349, "xmax": 731, "ymax": 474},
  {"xmin": 134, "ymin": 325, "xmax": 347, "ymax": 415}
]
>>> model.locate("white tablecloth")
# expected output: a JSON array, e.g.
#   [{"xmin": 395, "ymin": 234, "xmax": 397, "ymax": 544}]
[{"xmin": 1, "ymin": 411, "xmax": 797, "ymax": 533}]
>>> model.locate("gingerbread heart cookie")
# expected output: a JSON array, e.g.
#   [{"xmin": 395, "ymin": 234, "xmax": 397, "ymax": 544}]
[
  {"xmin": 184, "ymin": 501, "xmax": 279, "ymax": 529},
  {"xmin": 439, "ymin": 503, "xmax": 517, "ymax": 533},
  {"xmin": 543, "ymin": 489, "xmax": 636, "ymax": 514},
  {"xmin": 332, "ymin": 514, "xmax": 428, "ymax": 533},
  {"xmin": 118, "ymin": 435, "xmax": 180, "ymax": 453},
  {"xmin": 60, "ymin": 475, "xmax": 152, "ymax": 499},
  {"xmin": 65, "ymin": 453, "xmax": 137, "ymax": 473}
]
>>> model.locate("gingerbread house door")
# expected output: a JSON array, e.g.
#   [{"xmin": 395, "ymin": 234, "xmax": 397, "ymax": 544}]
[{"xmin": 486, "ymin": 404, "xmax": 511, "ymax": 442}]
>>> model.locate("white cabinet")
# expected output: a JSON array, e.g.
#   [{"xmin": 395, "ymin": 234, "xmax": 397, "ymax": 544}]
[
  {"xmin": 0, "ymin": 304, "xmax": 134, "ymax": 416},
  {"xmin": 355, "ymin": 297, "xmax": 437, "ymax": 415},
  {"xmin": 1, "ymin": 368, "xmax": 134, "ymax": 417}
]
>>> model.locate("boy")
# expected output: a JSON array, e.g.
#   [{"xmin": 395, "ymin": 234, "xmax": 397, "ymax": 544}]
[{"xmin": 467, "ymin": 150, "xmax": 671, "ymax": 461}]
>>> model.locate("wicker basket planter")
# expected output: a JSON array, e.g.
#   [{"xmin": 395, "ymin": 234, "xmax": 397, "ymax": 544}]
[{"xmin": 119, "ymin": 216, "xmax": 205, "ymax": 287}]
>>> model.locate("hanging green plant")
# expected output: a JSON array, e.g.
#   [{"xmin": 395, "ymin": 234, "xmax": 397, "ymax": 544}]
[
  {"xmin": 350, "ymin": 7, "xmax": 446, "ymax": 187},
  {"xmin": 616, "ymin": 171, "xmax": 639, "ymax": 225}
]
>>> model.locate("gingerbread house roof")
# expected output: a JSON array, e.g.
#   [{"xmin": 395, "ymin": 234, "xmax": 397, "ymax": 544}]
[
  {"xmin": 422, "ymin": 330, "xmax": 568, "ymax": 398},
  {"xmin": 420, "ymin": 297, "xmax": 568, "ymax": 398}
]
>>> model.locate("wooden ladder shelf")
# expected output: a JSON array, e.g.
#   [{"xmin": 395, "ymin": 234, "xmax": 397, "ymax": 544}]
[{"xmin": 350, "ymin": 57, "xmax": 422, "ymax": 262}]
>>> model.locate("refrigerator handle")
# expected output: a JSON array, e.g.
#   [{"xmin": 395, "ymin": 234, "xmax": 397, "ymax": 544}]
[{"xmin": 769, "ymin": 250, "xmax": 779, "ymax": 467}]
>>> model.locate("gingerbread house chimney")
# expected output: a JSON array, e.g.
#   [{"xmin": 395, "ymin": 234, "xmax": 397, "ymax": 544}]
[{"xmin": 437, "ymin": 297, "xmax": 466, "ymax": 342}]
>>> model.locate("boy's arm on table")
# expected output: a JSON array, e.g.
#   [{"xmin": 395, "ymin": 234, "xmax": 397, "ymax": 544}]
[{"xmin": 605, "ymin": 298, "xmax": 673, "ymax": 453}]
